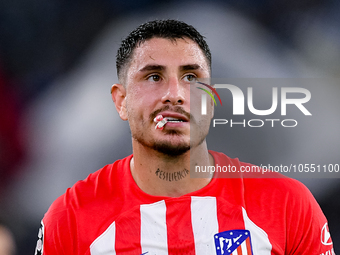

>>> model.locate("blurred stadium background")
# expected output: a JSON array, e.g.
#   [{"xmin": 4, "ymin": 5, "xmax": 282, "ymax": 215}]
[{"xmin": 0, "ymin": 0, "xmax": 339, "ymax": 253}]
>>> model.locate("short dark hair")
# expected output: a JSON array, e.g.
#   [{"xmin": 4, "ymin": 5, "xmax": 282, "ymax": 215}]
[{"xmin": 116, "ymin": 19, "xmax": 211, "ymax": 82}]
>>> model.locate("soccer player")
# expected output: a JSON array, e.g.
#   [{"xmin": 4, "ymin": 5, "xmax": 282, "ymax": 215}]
[
  {"xmin": 0, "ymin": 222, "xmax": 15, "ymax": 255},
  {"xmin": 35, "ymin": 20, "xmax": 335, "ymax": 255}
]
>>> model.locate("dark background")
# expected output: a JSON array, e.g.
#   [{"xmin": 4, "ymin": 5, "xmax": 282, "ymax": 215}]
[{"xmin": 0, "ymin": 0, "xmax": 339, "ymax": 253}]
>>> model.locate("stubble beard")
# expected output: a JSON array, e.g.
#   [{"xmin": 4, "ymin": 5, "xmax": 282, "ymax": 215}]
[
  {"xmin": 131, "ymin": 121, "xmax": 208, "ymax": 157},
  {"xmin": 132, "ymin": 128, "xmax": 191, "ymax": 157},
  {"xmin": 128, "ymin": 105, "xmax": 209, "ymax": 157}
]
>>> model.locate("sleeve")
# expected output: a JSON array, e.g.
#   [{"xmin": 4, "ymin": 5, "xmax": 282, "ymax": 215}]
[
  {"xmin": 285, "ymin": 180, "xmax": 335, "ymax": 255},
  {"xmin": 34, "ymin": 192, "xmax": 77, "ymax": 255}
]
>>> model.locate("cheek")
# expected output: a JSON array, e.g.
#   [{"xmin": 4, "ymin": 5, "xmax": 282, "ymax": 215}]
[
  {"xmin": 192, "ymin": 96, "xmax": 214, "ymax": 128},
  {"xmin": 207, "ymin": 97, "xmax": 215, "ymax": 117},
  {"xmin": 125, "ymin": 90, "xmax": 154, "ymax": 120},
  {"xmin": 126, "ymin": 85, "xmax": 145, "ymax": 106},
  {"xmin": 190, "ymin": 91, "xmax": 213, "ymax": 120}
]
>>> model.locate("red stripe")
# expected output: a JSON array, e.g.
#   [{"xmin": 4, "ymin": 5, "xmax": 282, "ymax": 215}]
[
  {"xmin": 236, "ymin": 244, "xmax": 242, "ymax": 254},
  {"xmin": 115, "ymin": 208, "xmax": 141, "ymax": 254},
  {"xmin": 166, "ymin": 198, "xmax": 195, "ymax": 255},
  {"xmin": 246, "ymin": 237, "xmax": 253, "ymax": 255},
  {"xmin": 215, "ymin": 199, "xmax": 246, "ymax": 233}
]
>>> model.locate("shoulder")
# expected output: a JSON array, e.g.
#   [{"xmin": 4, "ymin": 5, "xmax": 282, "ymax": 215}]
[
  {"xmin": 41, "ymin": 155, "xmax": 132, "ymax": 253},
  {"xmin": 211, "ymin": 151, "xmax": 334, "ymax": 253},
  {"xmin": 44, "ymin": 155, "xmax": 132, "ymax": 220},
  {"xmin": 210, "ymin": 150, "xmax": 313, "ymax": 198},
  {"xmin": 209, "ymin": 150, "xmax": 325, "ymax": 225}
]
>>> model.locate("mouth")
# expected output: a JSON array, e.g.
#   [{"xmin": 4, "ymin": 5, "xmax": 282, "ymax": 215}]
[
  {"xmin": 153, "ymin": 112, "xmax": 189, "ymax": 131},
  {"xmin": 160, "ymin": 112, "xmax": 189, "ymax": 123},
  {"xmin": 165, "ymin": 117, "xmax": 186, "ymax": 123},
  {"xmin": 159, "ymin": 114, "xmax": 189, "ymax": 130}
]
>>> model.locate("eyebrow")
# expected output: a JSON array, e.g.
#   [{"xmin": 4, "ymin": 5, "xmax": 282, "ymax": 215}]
[
  {"xmin": 139, "ymin": 64, "xmax": 202, "ymax": 73},
  {"xmin": 139, "ymin": 65, "xmax": 165, "ymax": 72},
  {"xmin": 180, "ymin": 64, "xmax": 202, "ymax": 72}
]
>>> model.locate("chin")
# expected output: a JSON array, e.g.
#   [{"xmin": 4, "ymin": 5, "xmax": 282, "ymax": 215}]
[
  {"xmin": 150, "ymin": 131, "xmax": 189, "ymax": 156},
  {"xmin": 133, "ymin": 128, "xmax": 204, "ymax": 156},
  {"xmin": 152, "ymin": 141, "xmax": 190, "ymax": 156}
]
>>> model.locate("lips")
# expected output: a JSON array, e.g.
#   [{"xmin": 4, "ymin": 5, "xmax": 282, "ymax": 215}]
[
  {"xmin": 166, "ymin": 117, "xmax": 184, "ymax": 123},
  {"xmin": 158, "ymin": 112, "xmax": 189, "ymax": 122}
]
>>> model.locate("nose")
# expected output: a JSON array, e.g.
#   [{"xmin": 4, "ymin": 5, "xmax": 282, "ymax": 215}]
[{"xmin": 161, "ymin": 77, "xmax": 185, "ymax": 105}]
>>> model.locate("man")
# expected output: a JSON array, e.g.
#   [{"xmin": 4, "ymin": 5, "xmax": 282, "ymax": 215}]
[
  {"xmin": 35, "ymin": 20, "xmax": 335, "ymax": 255},
  {"xmin": 0, "ymin": 222, "xmax": 15, "ymax": 255}
]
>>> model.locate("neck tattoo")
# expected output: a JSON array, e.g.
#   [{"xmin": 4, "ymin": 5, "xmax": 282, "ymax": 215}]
[{"xmin": 155, "ymin": 168, "xmax": 189, "ymax": 182}]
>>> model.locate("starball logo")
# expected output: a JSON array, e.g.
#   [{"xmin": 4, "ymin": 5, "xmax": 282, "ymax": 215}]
[{"xmin": 197, "ymin": 82, "xmax": 312, "ymax": 128}]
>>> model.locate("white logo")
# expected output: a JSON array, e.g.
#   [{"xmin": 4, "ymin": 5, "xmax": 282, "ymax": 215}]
[
  {"xmin": 34, "ymin": 221, "xmax": 44, "ymax": 255},
  {"xmin": 321, "ymin": 223, "xmax": 332, "ymax": 246},
  {"xmin": 200, "ymin": 85, "xmax": 312, "ymax": 116}
]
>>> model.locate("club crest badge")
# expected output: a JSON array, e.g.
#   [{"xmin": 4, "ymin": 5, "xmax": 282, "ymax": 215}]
[{"xmin": 214, "ymin": 230, "xmax": 253, "ymax": 255}]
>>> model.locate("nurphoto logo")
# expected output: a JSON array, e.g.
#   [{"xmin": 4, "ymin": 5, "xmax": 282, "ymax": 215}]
[{"xmin": 197, "ymin": 82, "xmax": 312, "ymax": 128}]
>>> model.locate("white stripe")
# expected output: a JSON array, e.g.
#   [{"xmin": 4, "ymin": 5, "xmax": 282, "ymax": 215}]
[
  {"xmin": 240, "ymin": 239, "xmax": 247, "ymax": 255},
  {"xmin": 90, "ymin": 222, "xmax": 116, "ymax": 255},
  {"xmin": 41, "ymin": 221, "xmax": 45, "ymax": 255},
  {"xmin": 140, "ymin": 200, "xmax": 168, "ymax": 255},
  {"xmin": 191, "ymin": 196, "xmax": 219, "ymax": 255},
  {"xmin": 242, "ymin": 207, "xmax": 272, "ymax": 255},
  {"xmin": 34, "ymin": 220, "xmax": 45, "ymax": 255}
]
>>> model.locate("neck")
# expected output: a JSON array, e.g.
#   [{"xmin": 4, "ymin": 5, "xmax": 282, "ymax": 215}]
[{"xmin": 130, "ymin": 140, "xmax": 214, "ymax": 197}]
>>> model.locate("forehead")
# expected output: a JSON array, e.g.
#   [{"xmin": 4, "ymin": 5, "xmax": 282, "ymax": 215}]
[{"xmin": 128, "ymin": 37, "xmax": 209, "ymax": 73}]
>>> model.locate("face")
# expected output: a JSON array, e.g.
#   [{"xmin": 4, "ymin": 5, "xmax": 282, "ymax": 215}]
[
  {"xmin": 117, "ymin": 37, "xmax": 213, "ymax": 156},
  {"xmin": 0, "ymin": 226, "xmax": 15, "ymax": 255}
]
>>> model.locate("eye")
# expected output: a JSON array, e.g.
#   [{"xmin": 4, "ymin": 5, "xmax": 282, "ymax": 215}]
[
  {"xmin": 183, "ymin": 74, "xmax": 197, "ymax": 82},
  {"xmin": 147, "ymin": 74, "xmax": 161, "ymax": 82}
]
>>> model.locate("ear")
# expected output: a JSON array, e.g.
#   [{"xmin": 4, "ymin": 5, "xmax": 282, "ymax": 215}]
[{"xmin": 111, "ymin": 84, "xmax": 128, "ymax": 121}]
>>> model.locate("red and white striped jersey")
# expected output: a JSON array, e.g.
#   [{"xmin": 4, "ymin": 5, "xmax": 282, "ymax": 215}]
[{"xmin": 35, "ymin": 151, "xmax": 335, "ymax": 255}]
